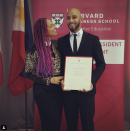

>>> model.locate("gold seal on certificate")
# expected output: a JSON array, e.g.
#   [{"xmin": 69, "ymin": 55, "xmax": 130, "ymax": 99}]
[{"xmin": 64, "ymin": 56, "xmax": 92, "ymax": 90}]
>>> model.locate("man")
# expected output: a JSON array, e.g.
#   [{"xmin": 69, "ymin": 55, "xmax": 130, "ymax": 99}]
[{"xmin": 57, "ymin": 8, "xmax": 106, "ymax": 131}]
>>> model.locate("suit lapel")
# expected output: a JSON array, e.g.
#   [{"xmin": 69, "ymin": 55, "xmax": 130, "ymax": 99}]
[
  {"xmin": 65, "ymin": 33, "xmax": 73, "ymax": 55},
  {"xmin": 77, "ymin": 31, "xmax": 88, "ymax": 55}
]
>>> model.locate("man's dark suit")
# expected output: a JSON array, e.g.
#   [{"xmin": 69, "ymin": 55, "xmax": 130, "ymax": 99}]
[{"xmin": 57, "ymin": 31, "xmax": 106, "ymax": 131}]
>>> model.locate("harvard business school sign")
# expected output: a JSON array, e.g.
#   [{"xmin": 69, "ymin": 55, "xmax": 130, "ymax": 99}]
[{"xmin": 51, "ymin": 13, "xmax": 64, "ymax": 28}]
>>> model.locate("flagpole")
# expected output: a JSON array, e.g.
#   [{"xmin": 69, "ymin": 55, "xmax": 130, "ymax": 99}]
[{"xmin": 25, "ymin": 91, "xmax": 28, "ymax": 131}]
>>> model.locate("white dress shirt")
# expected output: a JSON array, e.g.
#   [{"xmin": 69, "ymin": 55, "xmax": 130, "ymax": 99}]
[{"xmin": 70, "ymin": 28, "xmax": 83, "ymax": 52}]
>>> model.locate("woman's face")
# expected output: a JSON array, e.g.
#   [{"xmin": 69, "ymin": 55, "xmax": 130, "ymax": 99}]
[{"xmin": 47, "ymin": 19, "xmax": 57, "ymax": 38}]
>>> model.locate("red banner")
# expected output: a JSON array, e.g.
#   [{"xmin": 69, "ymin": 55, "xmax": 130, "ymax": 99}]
[{"xmin": 32, "ymin": 0, "xmax": 127, "ymax": 131}]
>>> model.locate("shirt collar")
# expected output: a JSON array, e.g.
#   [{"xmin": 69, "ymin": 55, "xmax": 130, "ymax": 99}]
[
  {"xmin": 70, "ymin": 28, "xmax": 83, "ymax": 37},
  {"xmin": 45, "ymin": 41, "xmax": 51, "ymax": 46}
]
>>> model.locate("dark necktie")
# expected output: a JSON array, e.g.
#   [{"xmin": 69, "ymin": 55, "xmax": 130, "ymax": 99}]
[{"xmin": 73, "ymin": 34, "xmax": 77, "ymax": 55}]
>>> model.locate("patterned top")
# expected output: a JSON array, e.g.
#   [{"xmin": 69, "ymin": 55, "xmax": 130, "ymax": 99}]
[{"xmin": 25, "ymin": 43, "xmax": 61, "ymax": 85}]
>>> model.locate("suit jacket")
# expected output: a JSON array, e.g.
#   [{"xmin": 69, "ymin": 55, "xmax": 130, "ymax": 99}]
[{"xmin": 57, "ymin": 31, "xmax": 106, "ymax": 95}]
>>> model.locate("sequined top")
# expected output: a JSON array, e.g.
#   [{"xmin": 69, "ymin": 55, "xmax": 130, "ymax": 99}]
[{"xmin": 25, "ymin": 43, "xmax": 61, "ymax": 85}]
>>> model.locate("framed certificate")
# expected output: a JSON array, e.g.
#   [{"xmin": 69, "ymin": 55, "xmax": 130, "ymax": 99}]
[{"xmin": 64, "ymin": 56, "xmax": 92, "ymax": 90}]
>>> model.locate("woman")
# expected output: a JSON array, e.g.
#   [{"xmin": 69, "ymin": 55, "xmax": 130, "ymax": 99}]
[{"xmin": 25, "ymin": 18, "xmax": 63, "ymax": 131}]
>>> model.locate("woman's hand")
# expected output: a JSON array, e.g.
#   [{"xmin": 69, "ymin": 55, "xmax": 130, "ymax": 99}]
[
  {"xmin": 61, "ymin": 80, "xmax": 70, "ymax": 91},
  {"xmin": 51, "ymin": 76, "xmax": 64, "ymax": 85},
  {"xmin": 61, "ymin": 79, "xmax": 64, "ymax": 90}
]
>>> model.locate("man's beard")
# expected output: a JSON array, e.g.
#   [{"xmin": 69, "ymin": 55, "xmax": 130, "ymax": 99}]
[{"xmin": 68, "ymin": 21, "xmax": 80, "ymax": 32}]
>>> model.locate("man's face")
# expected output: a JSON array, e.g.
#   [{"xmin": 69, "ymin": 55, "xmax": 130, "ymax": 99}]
[{"xmin": 67, "ymin": 9, "xmax": 82, "ymax": 33}]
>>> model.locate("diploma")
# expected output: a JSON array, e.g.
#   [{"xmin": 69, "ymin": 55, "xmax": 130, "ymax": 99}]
[{"xmin": 64, "ymin": 57, "xmax": 92, "ymax": 90}]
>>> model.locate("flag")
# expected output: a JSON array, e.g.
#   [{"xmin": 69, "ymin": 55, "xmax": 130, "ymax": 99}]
[
  {"xmin": 0, "ymin": 38, "xmax": 4, "ymax": 86},
  {"xmin": 8, "ymin": 0, "xmax": 34, "ymax": 96}
]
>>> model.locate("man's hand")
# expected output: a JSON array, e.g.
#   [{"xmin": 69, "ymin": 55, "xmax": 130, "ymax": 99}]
[
  {"xmin": 51, "ymin": 76, "xmax": 64, "ymax": 85},
  {"xmin": 78, "ymin": 83, "xmax": 93, "ymax": 92},
  {"xmin": 61, "ymin": 80, "xmax": 70, "ymax": 91}
]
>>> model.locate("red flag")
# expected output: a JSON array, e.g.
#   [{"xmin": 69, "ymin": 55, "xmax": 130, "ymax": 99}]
[
  {"xmin": 0, "ymin": 38, "xmax": 4, "ymax": 86},
  {"xmin": 8, "ymin": 0, "xmax": 33, "ymax": 96}
]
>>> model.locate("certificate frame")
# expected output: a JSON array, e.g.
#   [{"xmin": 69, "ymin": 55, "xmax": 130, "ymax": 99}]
[{"xmin": 64, "ymin": 56, "xmax": 92, "ymax": 90}]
